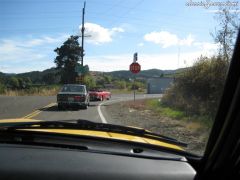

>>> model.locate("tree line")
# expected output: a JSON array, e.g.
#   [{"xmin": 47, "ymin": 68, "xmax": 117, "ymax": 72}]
[
  {"xmin": 0, "ymin": 70, "xmax": 146, "ymax": 94},
  {"xmin": 0, "ymin": 76, "xmax": 32, "ymax": 93}
]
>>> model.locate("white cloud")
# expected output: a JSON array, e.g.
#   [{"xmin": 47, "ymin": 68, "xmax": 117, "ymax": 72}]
[
  {"xmin": 0, "ymin": 34, "xmax": 69, "ymax": 49},
  {"xmin": 193, "ymin": 42, "xmax": 220, "ymax": 55},
  {"xmin": 23, "ymin": 35, "xmax": 69, "ymax": 47},
  {"xmin": 143, "ymin": 31, "xmax": 218, "ymax": 56},
  {"xmin": 0, "ymin": 35, "xmax": 69, "ymax": 73},
  {"xmin": 0, "ymin": 32, "xmax": 219, "ymax": 73},
  {"xmin": 144, "ymin": 31, "xmax": 178, "ymax": 48},
  {"xmin": 0, "ymin": 40, "xmax": 45, "ymax": 62},
  {"xmin": 1, "ymin": 48, "xmax": 216, "ymax": 73},
  {"xmin": 0, "ymin": 40, "xmax": 51, "ymax": 73},
  {"xmin": 86, "ymin": 47, "xmax": 217, "ymax": 72},
  {"xmin": 179, "ymin": 34, "xmax": 194, "ymax": 46},
  {"xmin": 80, "ymin": 23, "xmax": 124, "ymax": 45},
  {"xmin": 0, "ymin": 34, "xmax": 69, "ymax": 62},
  {"xmin": 137, "ymin": 43, "xmax": 144, "ymax": 47},
  {"xmin": 25, "ymin": 37, "xmax": 58, "ymax": 47},
  {"xmin": 144, "ymin": 31, "xmax": 194, "ymax": 48}
]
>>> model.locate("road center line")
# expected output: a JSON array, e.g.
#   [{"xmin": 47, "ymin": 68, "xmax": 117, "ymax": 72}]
[
  {"xmin": 22, "ymin": 102, "xmax": 56, "ymax": 119},
  {"xmin": 22, "ymin": 110, "xmax": 41, "ymax": 119}
]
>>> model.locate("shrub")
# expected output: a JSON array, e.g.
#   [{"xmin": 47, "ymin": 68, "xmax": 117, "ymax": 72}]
[
  {"xmin": 0, "ymin": 83, "xmax": 6, "ymax": 94},
  {"xmin": 162, "ymin": 56, "xmax": 228, "ymax": 119}
]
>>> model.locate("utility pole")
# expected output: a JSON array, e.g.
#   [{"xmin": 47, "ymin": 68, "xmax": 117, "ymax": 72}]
[{"xmin": 81, "ymin": 1, "xmax": 86, "ymax": 66}]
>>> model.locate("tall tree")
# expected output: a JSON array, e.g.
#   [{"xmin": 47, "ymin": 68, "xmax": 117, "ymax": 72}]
[
  {"xmin": 212, "ymin": 7, "xmax": 240, "ymax": 62},
  {"xmin": 54, "ymin": 35, "xmax": 83, "ymax": 83}
]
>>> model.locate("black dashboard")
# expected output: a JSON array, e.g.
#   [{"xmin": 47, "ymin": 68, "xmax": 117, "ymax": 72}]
[{"xmin": 0, "ymin": 132, "xmax": 196, "ymax": 180}]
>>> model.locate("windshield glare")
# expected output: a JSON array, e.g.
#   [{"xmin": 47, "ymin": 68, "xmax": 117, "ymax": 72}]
[{"xmin": 0, "ymin": 0, "xmax": 239, "ymax": 156}]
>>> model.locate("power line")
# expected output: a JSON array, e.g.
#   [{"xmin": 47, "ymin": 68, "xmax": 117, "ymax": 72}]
[
  {"xmin": 0, "ymin": 8, "xmax": 212, "ymax": 34},
  {"xmin": 0, "ymin": 18, "xmax": 212, "ymax": 33},
  {"xmin": 0, "ymin": 0, "xmax": 215, "ymax": 34},
  {"xmin": 1, "ymin": 0, "xmax": 85, "ymax": 4},
  {"xmin": 106, "ymin": 0, "xmax": 145, "ymax": 26},
  {"xmin": 1, "ymin": 0, "xmax": 212, "ymax": 22},
  {"xmin": 0, "ymin": 1, "xmax": 205, "ymax": 22},
  {"xmin": 99, "ymin": 0, "xmax": 124, "ymax": 16},
  {"xmin": 0, "ymin": 12, "xmax": 204, "ymax": 24}
]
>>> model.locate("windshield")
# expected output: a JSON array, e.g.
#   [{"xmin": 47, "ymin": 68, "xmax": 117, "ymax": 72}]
[{"xmin": 0, "ymin": 0, "xmax": 239, "ymax": 156}]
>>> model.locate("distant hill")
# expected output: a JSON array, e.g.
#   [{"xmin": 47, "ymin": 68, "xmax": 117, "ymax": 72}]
[
  {"xmin": 0, "ymin": 72, "xmax": 16, "ymax": 77},
  {"xmin": 106, "ymin": 69, "xmax": 178, "ymax": 80},
  {"xmin": 0, "ymin": 72, "xmax": 5, "ymax": 77},
  {"xmin": 15, "ymin": 68, "xmax": 60, "ymax": 83},
  {"xmin": 0, "ymin": 67, "xmax": 60, "ymax": 84},
  {"xmin": 0, "ymin": 67, "xmax": 185, "ymax": 84}
]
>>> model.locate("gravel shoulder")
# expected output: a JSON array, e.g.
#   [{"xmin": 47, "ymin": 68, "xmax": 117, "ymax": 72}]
[{"xmin": 105, "ymin": 99, "xmax": 210, "ymax": 155}]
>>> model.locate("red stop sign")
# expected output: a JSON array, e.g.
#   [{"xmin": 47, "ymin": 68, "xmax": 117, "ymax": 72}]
[{"xmin": 130, "ymin": 62, "xmax": 141, "ymax": 74}]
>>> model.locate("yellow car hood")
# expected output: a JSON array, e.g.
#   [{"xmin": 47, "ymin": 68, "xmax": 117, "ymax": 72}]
[{"xmin": 0, "ymin": 118, "xmax": 183, "ymax": 151}]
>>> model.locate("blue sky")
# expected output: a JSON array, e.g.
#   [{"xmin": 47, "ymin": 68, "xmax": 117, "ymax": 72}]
[{"xmin": 0, "ymin": 0, "xmax": 239, "ymax": 73}]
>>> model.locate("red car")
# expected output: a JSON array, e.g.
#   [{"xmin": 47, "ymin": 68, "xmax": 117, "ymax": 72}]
[{"xmin": 89, "ymin": 89, "xmax": 111, "ymax": 101}]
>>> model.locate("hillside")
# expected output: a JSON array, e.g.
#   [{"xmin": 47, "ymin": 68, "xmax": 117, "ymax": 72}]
[
  {"xmin": 0, "ymin": 67, "xmax": 183, "ymax": 85},
  {"xmin": 106, "ymin": 69, "xmax": 178, "ymax": 80},
  {"xmin": 15, "ymin": 68, "xmax": 60, "ymax": 83}
]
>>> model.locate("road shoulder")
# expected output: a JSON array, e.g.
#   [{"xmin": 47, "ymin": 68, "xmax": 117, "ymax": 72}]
[{"xmin": 104, "ymin": 99, "xmax": 208, "ymax": 155}]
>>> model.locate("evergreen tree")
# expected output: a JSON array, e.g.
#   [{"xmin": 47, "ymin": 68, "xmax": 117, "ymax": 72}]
[{"xmin": 54, "ymin": 35, "xmax": 83, "ymax": 83}]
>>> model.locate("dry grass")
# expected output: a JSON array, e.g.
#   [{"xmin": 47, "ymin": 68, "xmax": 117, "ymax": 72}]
[
  {"xmin": 124, "ymin": 99, "xmax": 210, "ymax": 133},
  {"xmin": 125, "ymin": 99, "xmax": 146, "ymax": 110},
  {"xmin": 106, "ymin": 99, "xmax": 211, "ymax": 155},
  {"xmin": 3, "ymin": 87, "xmax": 60, "ymax": 96},
  {"xmin": 185, "ymin": 122, "xmax": 203, "ymax": 132}
]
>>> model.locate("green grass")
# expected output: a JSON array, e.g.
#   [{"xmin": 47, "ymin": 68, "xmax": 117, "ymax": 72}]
[
  {"xmin": 146, "ymin": 99, "xmax": 213, "ymax": 129},
  {"xmin": 187, "ymin": 115, "xmax": 213, "ymax": 129},
  {"xmin": 2, "ymin": 84, "xmax": 61, "ymax": 96},
  {"xmin": 147, "ymin": 99, "xmax": 185, "ymax": 119}
]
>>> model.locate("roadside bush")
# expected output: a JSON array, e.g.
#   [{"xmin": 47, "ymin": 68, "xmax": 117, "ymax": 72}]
[
  {"xmin": 0, "ymin": 83, "xmax": 6, "ymax": 94},
  {"xmin": 114, "ymin": 80, "xmax": 126, "ymax": 89},
  {"xmin": 131, "ymin": 81, "xmax": 145, "ymax": 90},
  {"xmin": 162, "ymin": 56, "xmax": 229, "ymax": 119},
  {"xmin": 7, "ymin": 77, "xmax": 19, "ymax": 89},
  {"xmin": 84, "ymin": 75, "xmax": 96, "ymax": 89}
]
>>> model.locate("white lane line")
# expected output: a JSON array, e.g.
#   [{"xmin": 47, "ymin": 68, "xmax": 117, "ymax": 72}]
[
  {"xmin": 98, "ymin": 101, "xmax": 108, "ymax": 124},
  {"xmin": 97, "ymin": 95, "xmax": 162, "ymax": 124},
  {"xmin": 97, "ymin": 99, "xmax": 121, "ymax": 124}
]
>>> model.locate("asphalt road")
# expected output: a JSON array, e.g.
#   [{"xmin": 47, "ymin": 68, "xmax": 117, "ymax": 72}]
[{"xmin": 0, "ymin": 94, "xmax": 162, "ymax": 123}]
